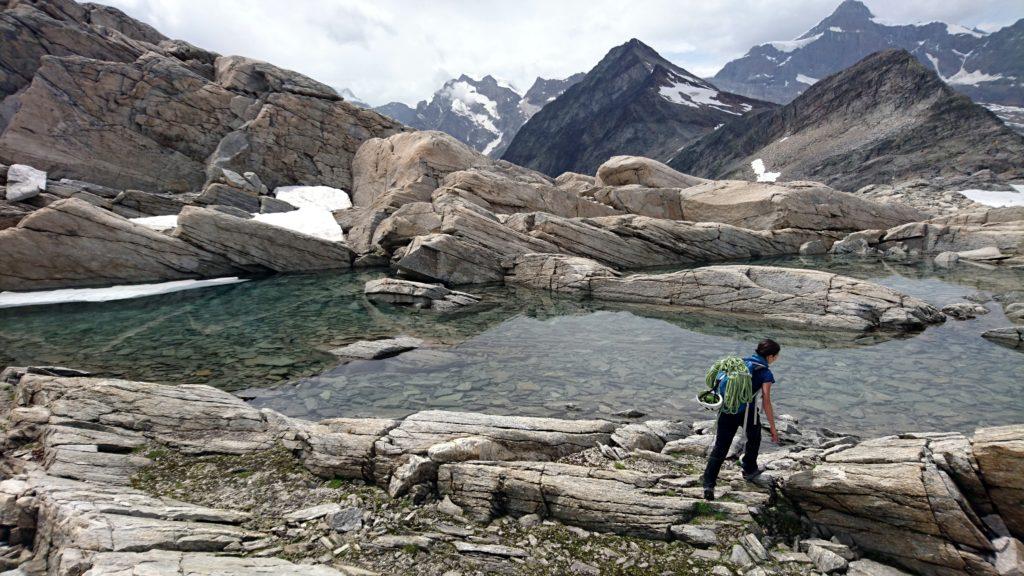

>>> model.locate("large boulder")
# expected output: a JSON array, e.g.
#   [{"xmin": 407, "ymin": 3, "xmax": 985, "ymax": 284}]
[
  {"xmin": 5, "ymin": 164, "xmax": 47, "ymax": 202},
  {"xmin": 785, "ymin": 433, "xmax": 1008, "ymax": 576},
  {"xmin": 507, "ymin": 257, "xmax": 945, "ymax": 331},
  {"xmin": 0, "ymin": 198, "xmax": 235, "ymax": 291},
  {"xmin": 175, "ymin": 206, "xmax": 353, "ymax": 272},
  {"xmin": 676, "ymin": 180, "xmax": 927, "ymax": 232},
  {"xmin": 595, "ymin": 156, "xmax": 707, "ymax": 188},
  {"xmin": 350, "ymin": 131, "xmax": 544, "ymax": 209},
  {"xmin": 972, "ymin": 425, "xmax": 1024, "ymax": 539},
  {"xmin": 587, "ymin": 185, "xmax": 686, "ymax": 220},
  {"xmin": 438, "ymin": 168, "xmax": 617, "ymax": 218}
]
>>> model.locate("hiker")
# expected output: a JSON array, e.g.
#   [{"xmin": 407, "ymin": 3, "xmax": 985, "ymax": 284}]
[{"xmin": 700, "ymin": 338, "xmax": 780, "ymax": 501}]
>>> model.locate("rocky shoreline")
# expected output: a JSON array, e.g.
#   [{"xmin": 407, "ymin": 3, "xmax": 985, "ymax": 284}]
[{"xmin": 0, "ymin": 369, "xmax": 1020, "ymax": 576}]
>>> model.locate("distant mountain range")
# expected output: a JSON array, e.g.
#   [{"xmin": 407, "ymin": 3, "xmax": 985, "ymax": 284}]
[
  {"xmin": 713, "ymin": 0, "xmax": 1024, "ymax": 115},
  {"xmin": 502, "ymin": 39, "xmax": 771, "ymax": 177},
  {"xmin": 671, "ymin": 49, "xmax": 1024, "ymax": 191},
  {"xmin": 372, "ymin": 74, "xmax": 583, "ymax": 158}
]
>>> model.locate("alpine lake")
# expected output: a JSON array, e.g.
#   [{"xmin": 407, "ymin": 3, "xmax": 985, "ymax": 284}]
[{"xmin": 2, "ymin": 255, "xmax": 1022, "ymax": 437}]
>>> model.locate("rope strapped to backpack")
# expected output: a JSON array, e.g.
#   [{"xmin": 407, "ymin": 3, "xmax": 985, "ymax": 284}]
[{"xmin": 704, "ymin": 356, "xmax": 754, "ymax": 415}]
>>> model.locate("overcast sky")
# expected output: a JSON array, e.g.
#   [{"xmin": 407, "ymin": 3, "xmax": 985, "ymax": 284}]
[{"xmin": 104, "ymin": 0, "xmax": 1022, "ymax": 107}]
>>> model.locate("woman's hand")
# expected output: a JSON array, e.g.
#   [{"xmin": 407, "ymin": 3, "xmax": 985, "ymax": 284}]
[{"xmin": 763, "ymin": 382, "xmax": 779, "ymax": 443}]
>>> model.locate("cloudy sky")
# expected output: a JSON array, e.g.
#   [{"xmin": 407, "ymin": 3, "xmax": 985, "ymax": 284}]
[{"xmin": 105, "ymin": 0, "xmax": 1021, "ymax": 106}]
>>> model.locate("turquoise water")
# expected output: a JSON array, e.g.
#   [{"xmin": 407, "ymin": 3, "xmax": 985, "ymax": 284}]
[{"xmin": 1, "ymin": 257, "xmax": 1021, "ymax": 435}]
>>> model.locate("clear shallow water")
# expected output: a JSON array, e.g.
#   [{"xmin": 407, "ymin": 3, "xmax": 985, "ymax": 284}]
[{"xmin": 1, "ymin": 257, "xmax": 1022, "ymax": 436}]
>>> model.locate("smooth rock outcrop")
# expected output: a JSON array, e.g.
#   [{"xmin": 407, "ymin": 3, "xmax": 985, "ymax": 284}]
[
  {"xmin": 595, "ymin": 156, "xmax": 707, "ymax": 189},
  {"xmin": 176, "ymin": 206, "xmax": 353, "ymax": 272},
  {"xmin": 0, "ymin": 199, "xmax": 235, "ymax": 291},
  {"xmin": 507, "ymin": 256, "xmax": 945, "ymax": 331},
  {"xmin": 363, "ymin": 278, "xmax": 480, "ymax": 311},
  {"xmin": 328, "ymin": 337, "xmax": 424, "ymax": 362},
  {"xmin": 676, "ymin": 180, "xmax": 926, "ymax": 232}
]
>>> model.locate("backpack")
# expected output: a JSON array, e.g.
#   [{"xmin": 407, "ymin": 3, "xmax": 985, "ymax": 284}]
[{"xmin": 699, "ymin": 356, "xmax": 754, "ymax": 414}]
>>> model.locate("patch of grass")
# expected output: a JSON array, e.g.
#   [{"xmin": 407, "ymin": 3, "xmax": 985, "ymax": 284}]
[
  {"xmin": 613, "ymin": 461, "xmax": 626, "ymax": 470},
  {"xmin": 326, "ymin": 478, "xmax": 345, "ymax": 489},
  {"xmin": 144, "ymin": 447, "xmax": 168, "ymax": 460},
  {"xmin": 401, "ymin": 544, "xmax": 419, "ymax": 555},
  {"xmin": 692, "ymin": 501, "xmax": 728, "ymax": 521},
  {"xmin": 234, "ymin": 470, "xmax": 254, "ymax": 478}
]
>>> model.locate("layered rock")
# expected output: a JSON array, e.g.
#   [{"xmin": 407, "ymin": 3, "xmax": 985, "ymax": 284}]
[
  {"xmin": 363, "ymin": 278, "xmax": 480, "ymax": 311},
  {"xmin": 0, "ymin": 2, "xmax": 403, "ymax": 192},
  {"xmin": 834, "ymin": 210, "xmax": 1024, "ymax": 258},
  {"xmin": 507, "ymin": 255, "xmax": 945, "ymax": 331},
  {"xmin": 0, "ymin": 199, "xmax": 235, "ymax": 291},
  {"xmin": 437, "ymin": 461, "xmax": 713, "ymax": 538},
  {"xmin": 785, "ymin": 429, "xmax": 1024, "ymax": 575},
  {"xmin": 437, "ymin": 168, "xmax": 617, "ymax": 218},
  {"xmin": 175, "ymin": 206, "xmax": 353, "ymax": 273},
  {"xmin": 0, "ymin": 373, "xmax": 1019, "ymax": 576}
]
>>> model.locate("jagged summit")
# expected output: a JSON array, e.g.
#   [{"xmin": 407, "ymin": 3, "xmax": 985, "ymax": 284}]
[
  {"xmin": 671, "ymin": 48, "xmax": 1024, "ymax": 191},
  {"xmin": 373, "ymin": 72, "xmax": 581, "ymax": 157},
  {"xmin": 502, "ymin": 38, "xmax": 769, "ymax": 177},
  {"xmin": 712, "ymin": 0, "xmax": 1018, "ymax": 110}
]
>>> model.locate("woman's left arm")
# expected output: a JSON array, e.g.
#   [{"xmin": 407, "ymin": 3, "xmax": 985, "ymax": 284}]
[{"xmin": 762, "ymin": 382, "xmax": 779, "ymax": 443}]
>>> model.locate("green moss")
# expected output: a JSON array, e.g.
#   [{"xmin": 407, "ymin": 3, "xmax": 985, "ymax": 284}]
[
  {"xmin": 613, "ymin": 461, "xmax": 626, "ymax": 470},
  {"xmin": 326, "ymin": 478, "xmax": 345, "ymax": 489}
]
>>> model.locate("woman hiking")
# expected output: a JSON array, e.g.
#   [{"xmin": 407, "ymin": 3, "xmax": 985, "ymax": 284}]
[{"xmin": 701, "ymin": 338, "xmax": 780, "ymax": 501}]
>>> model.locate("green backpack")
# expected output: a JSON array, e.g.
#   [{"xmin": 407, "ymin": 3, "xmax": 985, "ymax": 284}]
[{"xmin": 698, "ymin": 356, "xmax": 754, "ymax": 414}]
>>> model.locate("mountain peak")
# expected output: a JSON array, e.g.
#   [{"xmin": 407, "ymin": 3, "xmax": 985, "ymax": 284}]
[{"xmin": 829, "ymin": 0, "xmax": 873, "ymax": 21}]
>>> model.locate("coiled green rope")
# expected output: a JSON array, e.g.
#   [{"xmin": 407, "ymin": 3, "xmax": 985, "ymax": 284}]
[{"xmin": 705, "ymin": 356, "xmax": 753, "ymax": 415}]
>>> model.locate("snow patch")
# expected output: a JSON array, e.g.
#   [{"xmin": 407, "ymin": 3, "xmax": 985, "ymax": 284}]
[
  {"xmin": 924, "ymin": 53, "xmax": 942, "ymax": 75},
  {"xmin": 0, "ymin": 277, "xmax": 247, "ymax": 309},
  {"xmin": 751, "ymin": 159, "xmax": 780, "ymax": 183},
  {"xmin": 766, "ymin": 33, "xmax": 822, "ymax": 53},
  {"xmin": 131, "ymin": 214, "xmax": 178, "ymax": 231},
  {"xmin": 945, "ymin": 23, "xmax": 987, "ymax": 38},
  {"xmin": 958, "ymin": 185, "xmax": 1024, "ymax": 207},
  {"xmin": 659, "ymin": 72, "xmax": 742, "ymax": 115},
  {"xmin": 796, "ymin": 74, "xmax": 818, "ymax": 85},
  {"xmin": 273, "ymin": 186, "xmax": 352, "ymax": 211},
  {"xmin": 946, "ymin": 69, "xmax": 1005, "ymax": 86},
  {"xmin": 829, "ymin": 26, "xmax": 843, "ymax": 33},
  {"xmin": 481, "ymin": 132, "xmax": 504, "ymax": 156},
  {"xmin": 443, "ymin": 81, "xmax": 500, "ymax": 135},
  {"xmin": 252, "ymin": 209, "xmax": 344, "ymax": 242}
]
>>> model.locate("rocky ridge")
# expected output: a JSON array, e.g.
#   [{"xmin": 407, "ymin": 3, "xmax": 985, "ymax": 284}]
[
  {"xmin": 502, "ymin": 39, "xmax": 771, "ymax": 177},
  {"xmin": 713, "ymin": 0, "xmax": 1024, "ymax": 110},
  {"xmin": 373, "ymin": 73, "xmax": 584, "ymax": 158},
  {"xmin": 671, "ymin": 49, "xmax": 1024, "ymax": 192},
  {"xmin": 0, "ymin": 0, "xmax": 403, "ymax": 193},
  {"xmin": 0, "ymin": 372, "xmax": 1020, "ymax": 575}
]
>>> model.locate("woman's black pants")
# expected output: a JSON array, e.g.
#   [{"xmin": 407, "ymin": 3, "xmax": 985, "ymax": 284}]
[{"xmin": 701, "ymin": 406, "xmax": 761, "ymax": 490}]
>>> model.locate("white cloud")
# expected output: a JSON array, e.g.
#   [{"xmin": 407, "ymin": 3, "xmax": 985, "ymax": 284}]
[{"xmin": 103, "ymin": 0, "xmax": 1022, "ymax": 106}]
